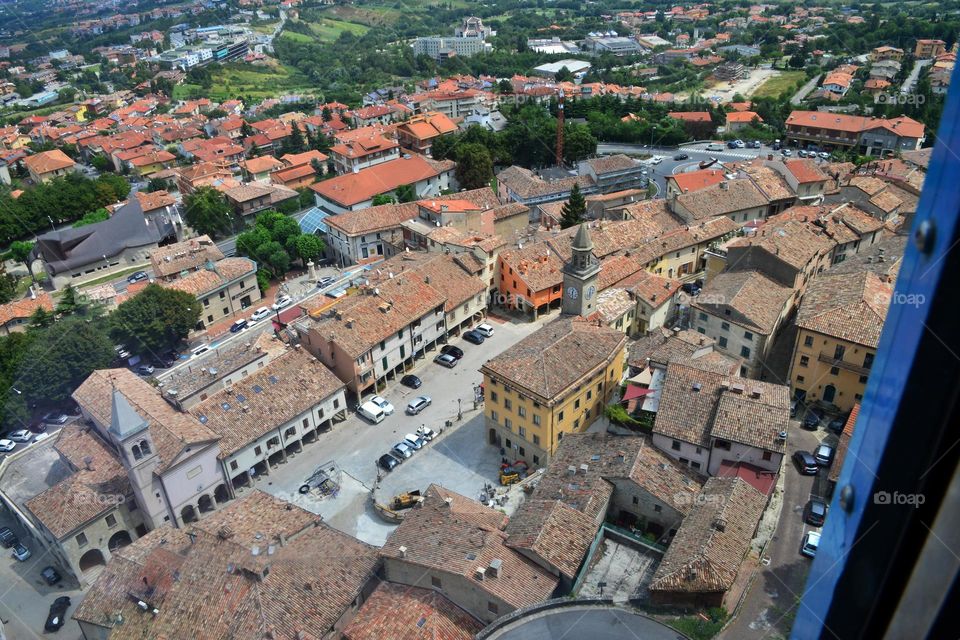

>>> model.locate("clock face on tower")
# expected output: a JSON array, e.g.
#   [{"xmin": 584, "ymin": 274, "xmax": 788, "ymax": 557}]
[
  {"xmin": 586, "ymin": 286, "xmax": 596, "ymax": 300},
  {"xmin": 566, "ymin": 286, "xmax": 579, "ymax": 300}
]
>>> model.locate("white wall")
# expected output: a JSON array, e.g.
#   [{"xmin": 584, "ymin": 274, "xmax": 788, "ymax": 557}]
[{"xmin": 652, "ymin": 433, "xmax": 709, "ymax": 473}]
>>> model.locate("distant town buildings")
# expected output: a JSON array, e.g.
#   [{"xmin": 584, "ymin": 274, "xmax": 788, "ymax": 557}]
[{"xmin": 413, "ymin": 16, "xmax": 495, "ymax": 61}]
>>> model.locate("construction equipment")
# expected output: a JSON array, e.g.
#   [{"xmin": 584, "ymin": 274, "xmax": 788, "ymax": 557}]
[
  {"xmin": 391, "ymin": 490, "xmax": 423, "ymax": 510},
  {"xmin": 500, "ymin": 466, "xmax": 522, "ymax": 486},
  {"xmin": 298, "ymin": 461, "xmax": 341, "ymax": 497}
]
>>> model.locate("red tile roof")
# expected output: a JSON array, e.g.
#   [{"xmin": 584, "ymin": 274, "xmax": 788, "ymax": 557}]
[{"xmin": 310, "ymin": 156, "xmax": 452, "ymax": 208}]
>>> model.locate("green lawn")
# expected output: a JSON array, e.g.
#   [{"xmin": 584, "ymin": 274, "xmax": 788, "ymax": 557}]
[
  {"xmin": 752, "ymin": 71, "xmax": 806, "ymax": 98},
  {"xmin": 305, "ymin": 17, "xmax": 369, "ymax": 42},
  {"xmin": 251, "ymin": 22, "xmax": 280, "ymax": 34},
  {"xmin": 280, "ymin": 30, "xmax": 314, "ymax": 43},
  {"xmin": 174, "ymin": 64, "xmax": 318, "ymax": 102}
]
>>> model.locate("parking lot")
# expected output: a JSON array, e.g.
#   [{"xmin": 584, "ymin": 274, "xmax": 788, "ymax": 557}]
[
  {"xmin": 0, "ymin": 510, "xmax": 85, "ymax": 640},
  {"xmin": 255, "ymin": 313, "xmax": 552, "ymax": 545}
]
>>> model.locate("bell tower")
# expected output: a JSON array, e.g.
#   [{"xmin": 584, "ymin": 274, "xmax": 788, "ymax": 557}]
[
  {"xmin": 108, "ymin": 389, "xmax": 167, "ymax": 529},
  {"xmin": 562, "ymin": 223, "xmax": 600, "ymax": 317}
]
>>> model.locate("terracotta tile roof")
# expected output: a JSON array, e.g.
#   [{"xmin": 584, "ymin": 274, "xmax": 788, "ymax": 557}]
[
  {"xmin": 370, "ymin": 253, "xmax": 486, "ymax": 313},
  {"xmin": 496, "ymin": 165, "xmax": 595, "ymax": 200},
  {"xmin": 669, "ymin": 169, "xmax": 726, "ymax": 195},
  {"xmin": 784, "ymin": 158, "xmax": 829, "ymax": 184},
  {"xmin": 240, "ymin": 155, "xmax": 284, "ymax": 174},
  {"xmin": 343, "ymin": 583, "xmax": 482, "ymax": 640},
  {"xmin": 280, "ymin": 149, "xmax": 328, "ymax": 167},
  {"xmin": 729, "ymin": 218, "xmax": 835, "ymax": 272},
  {"xmin": 504, "ymin": 500, "xmax": 598, "ymax": 580},
  {"xmin": 224, "ymin": 182, "xmax": 275, "ymax": 203},
  {"xmin": 329, "ymin": 133, "xmax": 399, "ymax": 159},
  {"xmin": 675, "ymin": 179, "xmax": 769, "ymax": 220},
  {"xmin": 650, "ymin": 477, "xmax": 766, "ymax": 594},
  {"xmin": 150, "ymin": 235, "xmax": 225, "ymax": 278},
  {"xmin": 300, "ymin": 276, "xmax": 447, "ymax": 358},
  {"xmin": 270, "ymin": 163, "xmax": 317, "ymax": 184},
  {"xmin": 668, "ymin": 111, "xmax": 712, "ymax": 122},
  {"xmin": 24, "ymin": 148, "xmax": 75, "ymax": 175},
  {"xmin": 711, "ymin": 380, "xmax": 791, "ymax": 453},
  {"xmin": 618, "ymin": 269, "xmax": 681, "ymax": 308},
  {"xmin": 480, "ymin": 317, "xmax": 626, "ymax": 402},
  {"xmin": 742, "ymin": 165, "xmax": 794, "ymax": 201},
  {"xmin": 726, "ymin": 111, "xmax": 762, "ymax": 123},
  {"xmin": 653, "ymin": 362, "xmax": 727, "ymax": 447},
  {"xmin": 163, "ymin": 257, "xmax": 256, "ymax": 297},
  {"xmin": 692, "ymin": 270, "xmax": 793, "ymax": 333},
  {"xmin": 73, "ymin": 368, "xmax": 218, "ymax": 474},
  {"xmin": 598, "ymin": 254, "xmax": 644, "ymax": 290},
  {"xmin": 901, "ymin": 147, "xmax": 932, "ymax": 169},
  {"xmin": 192, "ymin": 347, "xmax": 344, "ymax": 458},
  {"xmin": 786, "ymin": 111, "xmax": 925, "ymax": 139},
  {"xmin": 381, "ymin": 485, "xmax": 559, "ymax": 610},
  {"xmin": 498, "ymin": 241, "xmax": 565, "ymax": 293},
  {"xmin": 24, "ymin": 425, "xmax": 131, "ymax": 539},
  {"xmin": 134, "ymin": 189, "xmax": 176, "ymax": 212},
  {"xmin": 796, "ymin": 271, "xmax": 891, "ymax": 347},
  {"xmin": 829, "ymin": 403, "xmax": 858, "ymax": 483},
  {"xmin": 584, "ymin": 153, "xmax": 639, "ymax": 174},
  {"xmin": 622, "ymin": 199, "xmax": 685, "ymax": 232},
  {"xmin": 129, "ymin": 149, "xmax": 175, "ymax": 167},
  {"xmin": 869, "ymin": 189, "xmax": 903, "ymax": 213},
  {"xmin": 529, "ymin": 433, "xmax": 703, "ymax": 522},
  {"xmin": 0, "ymin": 292, "xmax": 53, "ymax": 327},
  {"xmin": 311, "ymin": 156, "xmax": 453, "ymax": 208},
  {"xmin": 74, "ymin": 490, "xmax": 379, "ymax": 640}
]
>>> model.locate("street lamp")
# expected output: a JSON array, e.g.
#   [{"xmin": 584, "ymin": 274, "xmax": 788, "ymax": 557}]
[{"xmin": 457, "ymin": 398, "xmax": 462, "ymax": 421}]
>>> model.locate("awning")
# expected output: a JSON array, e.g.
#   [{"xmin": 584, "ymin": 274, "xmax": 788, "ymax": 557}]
[{"xmin": 622, "ymin": 385, "xmax": 654, "ymax": 401}]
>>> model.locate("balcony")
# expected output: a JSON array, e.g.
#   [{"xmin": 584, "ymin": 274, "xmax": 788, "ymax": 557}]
[{"xmin": 818, "ymin": 352, "xmax": 871, "ymax": 376}]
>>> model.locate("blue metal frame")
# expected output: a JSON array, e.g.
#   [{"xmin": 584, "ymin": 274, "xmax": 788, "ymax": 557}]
[{"xmin": 792, "ymin": 69, "xmax": 960, "ymax": 636}]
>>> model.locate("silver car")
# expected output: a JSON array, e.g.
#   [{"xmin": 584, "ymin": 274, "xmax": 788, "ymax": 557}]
[
  {"xmin": 406, "ymin": 396, "xmax": 432, "ymax": 415},
  {"xmin": 391, "ymin": 442, "xmax": 414, "ymax": 459}
]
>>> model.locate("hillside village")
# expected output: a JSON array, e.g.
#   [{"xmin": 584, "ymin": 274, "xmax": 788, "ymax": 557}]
[{"xmin": 0, "ymin": 0, "xmax": 948, "ymax": 639}]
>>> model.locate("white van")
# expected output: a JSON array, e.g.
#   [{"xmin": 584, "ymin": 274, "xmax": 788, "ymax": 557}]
[{"xmin": 358, "ymin": 401, "xmax": 386, "ymax": 424}]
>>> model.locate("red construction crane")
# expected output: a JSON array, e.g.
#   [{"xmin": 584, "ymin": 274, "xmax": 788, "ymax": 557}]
[{"xmin": 555, "ymin": 88, "xmax": 565, "ymax": 168}]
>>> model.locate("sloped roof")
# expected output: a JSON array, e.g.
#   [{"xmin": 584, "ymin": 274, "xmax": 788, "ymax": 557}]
[
  {"xmin": 796, "ymin": 271, "xmax": 892, "ymax": 347},
  {"xmin": 24, "ymin": 148, "xmax": 75, "ymax": 175}
]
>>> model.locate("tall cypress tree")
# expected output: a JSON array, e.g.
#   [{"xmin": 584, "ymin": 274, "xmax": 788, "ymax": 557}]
[{"xmin": 560, "ymin": 184, "xmax": 586, "ymax": 229}]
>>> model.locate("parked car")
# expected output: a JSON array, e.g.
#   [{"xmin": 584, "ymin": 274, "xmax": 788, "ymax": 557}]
[
  {"xmin": 28, "ymin": 421, "xmax": 47, "ymax": 434},
  {"xmin": 378, "ymin": 453, "xmax": 401, "ymax": 471},
  {"xmin": 0, "ymin": 526, "xmax": 17, "ymax": 548},
  {"xmin": 8, "ymin": 429, "xmax": 32, "ymax": 443},
  {"xmin": 793, "ymin": 451, "xmax": 819, "ymax": 475},
  {"xmin": 115, "ymin": 344, "xmax": 132, "ymax": 359},
  {"xmin": 45, "ymin": 596, "xmax": 71, "ymax": 633},
  {"xmin": 463, "ymin": 330, "xmax": 485, "ymax": 345},
  {"xmin": 673, "ymin": 153, "xmax": 690, "ymax": 161},
  {"xmin": 751, "ymin": 140, "xmax": 762, "ymax": 149},
  {"xmin": 475, "ymin": 323, "xmax": 495, "ymax": 337},
  {"xmin": 707, "ymin": 143, "xmax": 724, "ymax": 151},
  {"xmin": 417, "ymin": 426, "xmax": 437, "ymax": 441},
  {"xmin": 797, "ymin": 149, "xmax": 808, "ymax": 158},
  {"xmin": 136, "ymin": 364, "xmax": 155, "ymax": 376},
  {"xmin": 249, "ymin": 307, "xmax": 272, "ymax": 322},
  {"xmin": 33, "ymin": 432, "xmax": 51, "ymax": 445},
  {"xmin": 369, "ymin": 395, "xmax": 394, "ymax": 416},
  {"xmin": 818, "ymin": 151, "xmax": 831, "ymax": 159},
  {"xmin": 804, "ymin": 498, "xmax": 828, "ymax": 527},
  {"xmin": 317, "ymin": 275, "xmax": 336, "ymax": 288},
  {"xmin": 649, "ymin": 156, "xmax": 663, "ymax": 165},
  {"xmin": 680, "ymin": 282, "xmax": 701, "ymax": 296},
  {"xmin": 434, "ymin": 353, "xmax": 458, "ymax": 368},
  {"xmin": 357, "ymin": 401, "xmax": 386, "ymax": 425},
  {"xmin": 828, "ymin": 415, "xmax": 847, "ymax": 433},
  {"xmin": 781, "ymin": 148, "xmax": 792, "ymax": 156},
  {"xmin": 800, "ymin": 531, "xmax": 821, "ymax": 558},
  {"xmin": 0, "ymin": 439, "xmax": 15, "ymax": 453},
  {"xmin": 726, "ymin": 140, "xmax": 738, "ymax": 149},
  {"xmin": 403, "ymin": 433, "xmax": 426, "ymax": 450},
  {"xmin": 127, "ymin": 271, "xmax": 148, "ymax": 284},
  {"xmin": 406, "ymin": 396, "xmax": 432, "ymax": 415},
  {"xmin": 400, "ymin": 374, "xmax": 422, "ymax": 389},
  {"xmin": 814, "ymin": 443, "xmax": 835, "ymax": 467},
  {"xmin": 803, "ymin": 409, "xmax": 823, "ymax": 430},
  {"xmin": 41, "ymin": 566, "xmax": 62, "ymax": 585},
  {"xmin": 441, "ymin": 345, "xmax": 464, "ymax": 360},
  {"xmin": 42, "ymin": 412, "xmax": 69, "ymax": 425},
  {"xmin": 391, "ymin": 442, "xmax": 414, "ymax": 459},
  {"xmin": 790, "ymin": 398, "xmax": 801, "ymax": 418},
  {"xmin": 734, "ymin": 139, "xmax": 746, "ymax": 148},
  {"xmin": 11, "ymin": 542, "xmax": 31, "ymax": 561},
  {"xmin": 230, "ymin": 319, "xmax": 249, "ymax": 333},
  {"xmin": 271, "ymin": 294, "xmax": 293, "ymax": 310}
]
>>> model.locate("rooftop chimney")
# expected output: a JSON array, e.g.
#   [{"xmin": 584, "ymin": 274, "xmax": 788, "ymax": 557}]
[
  {"xmin": 488, "ymin": 558, "xmax": 502, "ymax": 578},
  {"xmin": 398, "ymin": 546, "xmax": 407, "ymax": 558},
  {"xmin": 579, "ymin": 463, "xmax": 589, "ymax": 474},
  {"xmin": 474, "ymin": 567, "xmax": 486, "ymax": 580}
]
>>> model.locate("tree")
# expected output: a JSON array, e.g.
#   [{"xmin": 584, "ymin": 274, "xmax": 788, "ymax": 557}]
[
  {"xmin": 286, "ymin": 124, "xmax": 306, "ymax": 154},
  {"xmin": 183, "ymin": 187, "xmax": 235, "ymax": 238},
  {"xmin": 554, "ymin": 66, "xmax": 573, "ymax": 82},
  {"xmin": 259, "ymin": 241, "xmax": 291, "ymax": 276},
  {"xmin": 110, "ymin": 284, "xmax": 201, "ymax": 356},
  {"xmin": 0, "ymin": 272, "xmax": 16, "ymax": 304},
  {"xmin": 497, "ymin": 79, "xmax": 513, "ymax": 94},
  {"xmin": 241, "ymin": 121, "xmax": 254, "ymax": 138},
  {"xmin": 321, "ymin": 106, "xmax": 332, "ymax": 122},
  {"xmin": 563, "ymin": 125, "xmax": 598, "ymax": 164},
  {"xmin": 73, "ymin": 208, "xmax": 110, "ymax": 228},
  {"xmin": 18, "ymin": 316, "xmax": 116, "ymax": 405},
  {"xmin": 56, "ymin": 284, "xmax": 81, "ymax": 316},
  {"xmin": 371, "ymin": 194, "xmax": 397, "ymax": 206},
  {"xmin": 8, "ymin": 241, "xmax": 36, "ymax": 283},
  {"xmin": 146, "ymin": 177, "xmax": 168, "ymax": 193},
  {"xmin": 90, "ymin": 154, "xmax": 112, "ymax": 172},
  {"xmin": 28, "ymin": 307, "xmax": 54, "ymax": 329},
  {"xmin": 560, "ymin": 184, "xmax": 586, "ymax": 229},
  {"xmin": 454, "ymin": 143, "xmax": 494, "ymax": 190},
  {"xmin": 395, "ymin": 184, "xmax": 416, "ymax": 203},
  {"xmin": 293, "ymin": 234, "xmax": 325, "ymax": 265}
]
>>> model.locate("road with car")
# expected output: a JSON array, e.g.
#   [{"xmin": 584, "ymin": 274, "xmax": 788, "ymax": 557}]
[{"xmin": 721, "ymin": 407, "xmax": 841, "ymax": 639}]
